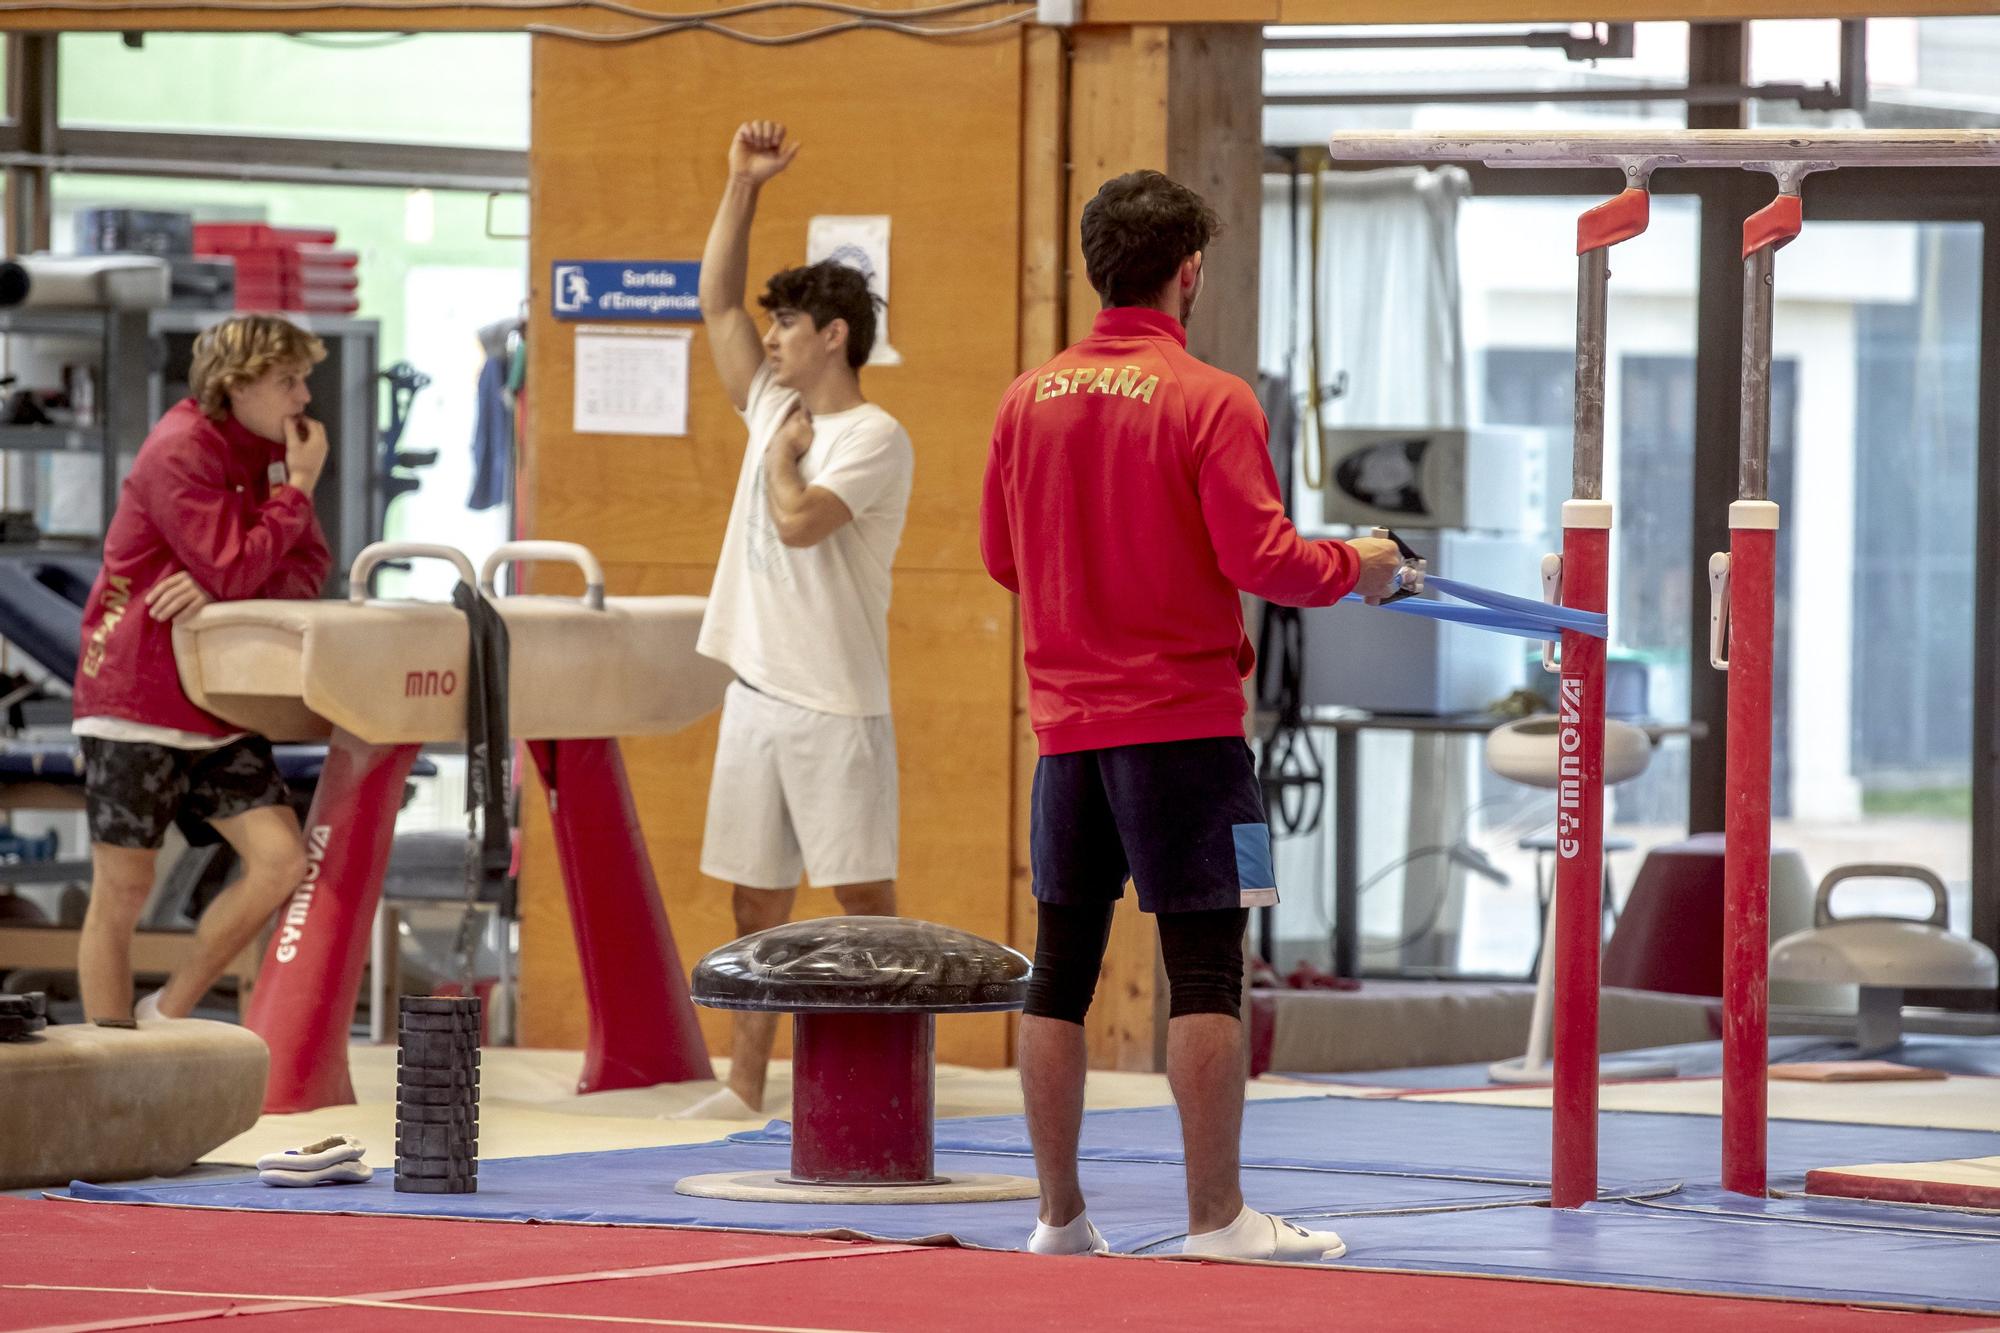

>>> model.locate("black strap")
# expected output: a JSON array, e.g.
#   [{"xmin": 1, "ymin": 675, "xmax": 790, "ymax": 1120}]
[{"xmin": 450, "ymin": 582, "xmax": 512, "ymax": 992}]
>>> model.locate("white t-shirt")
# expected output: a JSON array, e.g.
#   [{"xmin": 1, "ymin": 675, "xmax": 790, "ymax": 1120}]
[
  {"xmin": 697, "ymin": 362, "xmax": 914, "ymax": 718},
  {"xmin": 72, "ymin": 716, "xmax": 243, "ymax": 750}
]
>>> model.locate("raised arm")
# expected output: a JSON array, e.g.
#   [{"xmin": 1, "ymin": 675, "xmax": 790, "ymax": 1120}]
[{"xmin": 699, "ymin": 120, "xmax": 800, "ymax": 411}]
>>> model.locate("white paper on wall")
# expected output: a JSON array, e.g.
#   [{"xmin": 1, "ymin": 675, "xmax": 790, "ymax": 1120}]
[
  {"xmin": 806, "ymin": 214, "xmax": 901, "ymax": 367},
  {"xmin": 572, "ymin": 324, "xmax": 691, "ymax": 437}
]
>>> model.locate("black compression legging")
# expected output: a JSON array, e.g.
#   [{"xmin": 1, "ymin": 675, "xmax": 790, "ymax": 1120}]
[{"xmin": 1023, "ymin": 901, "xmax": 1248, "ymax": 1024}]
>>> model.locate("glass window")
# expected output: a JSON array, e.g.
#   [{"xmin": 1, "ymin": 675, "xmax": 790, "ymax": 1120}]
[
  {"xmin": 1453, "ymin": 194, "xmax": 1701, "ymax": 977},
  {"xmin": 57, "ymin": 33, "xmax": 529, "ymax": 149},
  {"xmin": 50, "ymin": 173, "xmax": 528, "ymax": 597},
  {"xmin": 1257, "ymin": 182, "xmax": 1701, "ymax": 978},
  {"xmin": 1766, "ymin": 220, "xmax": 1981, "ymax": 936},
  {"xmin": 1751, "ymin": 17, "xmax": 2000, "ymax": 129},
  {"xmin": 1266, "ymin": 22, "xmax": 1692, "ymax": 145}
]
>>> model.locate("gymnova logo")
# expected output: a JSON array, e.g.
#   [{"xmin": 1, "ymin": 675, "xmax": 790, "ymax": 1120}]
[
  {"xmin": 1558, "ymin": 676, "xmax": 1583, "ymax": 859},
  {"xmin": 274, "ymin": 824, "xmax": 333, "ymax": 964}
]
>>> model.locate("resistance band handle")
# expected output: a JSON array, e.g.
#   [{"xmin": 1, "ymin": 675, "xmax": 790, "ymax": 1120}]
[
  {"xmin": 1743, "ymin": 193, "xmax": 1804, "ymax": 259},
  {"xmin": 1707, "ymin": 551, "xmax": 1732, "ymax": 670},
  {"xmin": 1364, "ymin": 526, "xmax": 1427, "ymax": 605},
  {"xmin": 1577, "ymin": 188, "xmax": 1651, "ymax": 254}
]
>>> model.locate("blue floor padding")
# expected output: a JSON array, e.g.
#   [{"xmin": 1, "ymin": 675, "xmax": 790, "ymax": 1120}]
[
  {"xmin": 1270, "ymin": 1186, "xmax": 2000, "ymax": 1312},
  {"xmin": 61, "ymin": 1097, "xmax": 2000, "ymax": 1315},
  {"xmin": 1288, "ymin": 1033, "xmax": 2000, "ymax": 1089},
  {"xmin": 1652, "ymin": 1185, "xmax": 2000, "ymax": 1238},
  {"xmin": 750, "ymin": 1096, "xmax": 2000, "ymax": 1192},
  {"xmin": 65, "ymin": 1139, "xmax": 1546, "ymax": 1256}
]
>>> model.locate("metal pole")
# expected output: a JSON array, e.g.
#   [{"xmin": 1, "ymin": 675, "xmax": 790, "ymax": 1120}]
[
  {"xmin": 1571, "ymin": 249, "xmax": 1610, "ymax": 502},
  {"xmin": 1719, "ymin": 189, "xmax": 1795, "ymax": 1198},
  {"xmin": 1551, "ymin": 184, "xmax": 1648, "ymax": 1210},
  {"xmin": 1738, "ymin": 247, "xmax": 1775, "ymax": 503},
  {"xmin": 1333, "ymin": 727, "xmax": 1359, "ymax": 978}
]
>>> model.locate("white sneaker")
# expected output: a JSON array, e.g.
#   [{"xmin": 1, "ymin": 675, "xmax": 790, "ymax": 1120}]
[
  {"xmin": 1027, "ymin": 1213, "xmax": 1109, "ymax": 1255},
  {"xmin": 256, "ymin": 1135, "xmax": 366, "ymax": 1173},
  {"xmin": 260, "ymin": 1161, "xmax": 374, "ymax": 1188},
  {"xmin": 1183, "ymin": 1206, "xmax": 1346, "ymax": 1262},
  {"xmin": 257, "ymin": 1135, "xmax": 372, "ymax": 1188}
]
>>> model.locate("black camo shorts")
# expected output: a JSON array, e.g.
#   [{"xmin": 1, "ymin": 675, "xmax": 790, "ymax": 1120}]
[{"xmin": 81, "ymin": 735, "xmax": 289, "ymax": 850}]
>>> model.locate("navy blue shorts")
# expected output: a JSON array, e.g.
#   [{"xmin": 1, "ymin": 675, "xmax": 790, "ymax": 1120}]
[{"xmin": 1030, "ymin": 736, "xmax": 1278, "ymax": 914}]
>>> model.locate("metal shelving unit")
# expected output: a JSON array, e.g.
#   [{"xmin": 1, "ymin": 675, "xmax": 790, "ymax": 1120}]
[{"xmin": 0, "ymin": 306, "xmax": 151, "ymax": 540}]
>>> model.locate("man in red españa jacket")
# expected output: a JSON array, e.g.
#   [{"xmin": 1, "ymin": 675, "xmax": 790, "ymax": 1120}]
[
  {"xmin": 981, "ymin": 171, "xmax": 1402, "ymax": 1262},
  {"xmin": 72, "ymin": 314, "xmax": 332, "ymax": 1026}
]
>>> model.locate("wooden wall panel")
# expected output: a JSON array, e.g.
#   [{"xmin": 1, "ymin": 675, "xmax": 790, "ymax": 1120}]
[
  {"xmin": 1065, "ymin": 26, "xmax": 1171, "ymax": 347},
  {"xmin": 1166, "ymin": 25, "xmax": 1264, "ymax": 387},
  {"xmin": 528, "ymin": 30, "xmax": 1023, "ymax": 575},
  {"xmin": 522, "ymin": 30, "xmax": 1024, "ymax": 1069}
]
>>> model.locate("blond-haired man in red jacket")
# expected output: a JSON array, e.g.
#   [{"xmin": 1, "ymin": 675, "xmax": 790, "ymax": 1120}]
[{"xmin": 72, "ymin": 314, "xmax": 332, "ymax": 1025}]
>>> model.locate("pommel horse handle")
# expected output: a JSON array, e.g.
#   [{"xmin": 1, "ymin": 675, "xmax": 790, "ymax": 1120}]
[
  {"xmin": 481, "ymin": 541, "xmax": 607, "ymax": 610},
  {"xmin": 348, "ymin": 542, "xmax": 478, "ymax": 603}
]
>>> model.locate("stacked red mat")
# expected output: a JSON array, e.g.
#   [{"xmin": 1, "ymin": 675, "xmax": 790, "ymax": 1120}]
[{"xmin": 194, "ymin": 223, "xmax": 361, "ymax": 315}]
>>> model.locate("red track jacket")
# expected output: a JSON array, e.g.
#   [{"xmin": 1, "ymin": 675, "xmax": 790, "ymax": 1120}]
[
  {"xmin": 981, "ymin": 307, "xmax": 1360, "ymax": 756},
  {"xmin": 73, "ymin": 398, "xmax": 330, "ymax": 737}
]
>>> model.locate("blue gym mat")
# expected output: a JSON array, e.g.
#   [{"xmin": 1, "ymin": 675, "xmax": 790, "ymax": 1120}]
[
  {"xmin": 62, "ymin": 1097, "xmax": 2000, "ymax": 1314},
  {"xmin": 1286, "ymin": 1034, "xmax": 2000, "ymax": 1090},
  {"xmin": 67, "ymin": 1138, "xmax": 1558, "ymax": 1254},
  {"xmin": 738, "ymin": 1095, "xmax": 1998, "ymax": 1191}
]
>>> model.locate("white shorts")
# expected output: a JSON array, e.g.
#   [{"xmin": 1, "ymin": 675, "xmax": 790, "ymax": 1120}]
[{"xmin": 700, "ymin": 681, "xmax": 899, "ymax": 889}]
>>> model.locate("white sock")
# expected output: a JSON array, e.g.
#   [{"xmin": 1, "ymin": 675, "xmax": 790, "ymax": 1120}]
[
  {"xmin": 260, "ymin": 1160, "xmax": 374, "ymax": 1188},
  {"xmin": 673, "ymin": 1085, "xmax": 765, "ymax": 1120},
  {"xmin": 257, "ymin": 1135, "xmax": 366, "ymax": 1173},
  {"xmin": 1026, "ymin": 1213, "xmax": 1108, "ymax": 1256},
  {"xmin": 1183, "ymin": 1206, "xmax": 1346, "ymax": 1262},
  {"xmin": 134, "ymin": 990, "xmax": 167, "ymax": 1022}
]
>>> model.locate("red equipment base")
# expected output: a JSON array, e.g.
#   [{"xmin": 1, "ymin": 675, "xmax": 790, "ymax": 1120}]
[
  {"xmin": 527, "ymin": 738, "xmax": 713, "ymax": 1093},
  {"xmin": 789, "ymin": 1011, "xmax": 937, "ymax": 1185},
  {"xmin": 246, "ymin": 731, "xmax": 421, "ymax": 1113}
]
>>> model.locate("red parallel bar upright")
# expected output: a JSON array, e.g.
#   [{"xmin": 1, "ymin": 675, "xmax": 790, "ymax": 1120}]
[
  {"xmin": 1720, "ymin": 191, "xmax": 1801, "ymax": 1196},
  {"xmin": 526, "ymin": 738, "xmax": 714, "ymax": 1093},
  {"xmin": 1551, "ymin": 186, "xmax": 1647, "ymax": 1210},
  {"xmin": 1552, "ymin": 525, "xmax": 1609, "ymax": 1208},
  {"xmin": 247, "ymin": 731, "xmax": 423, "ymax": 1113},
  {"xmin": 1722, "ymin": 522, "xmax": 1775, "ymax": 1193}
]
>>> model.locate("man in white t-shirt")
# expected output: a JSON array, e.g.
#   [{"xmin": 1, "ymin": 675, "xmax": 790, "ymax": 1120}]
[{"xmin": 687, "ymin": 120, "xmax": 915, "ymax": 1117}]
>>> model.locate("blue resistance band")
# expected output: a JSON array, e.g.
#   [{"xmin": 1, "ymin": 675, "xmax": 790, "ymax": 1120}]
[{"xmin": 1341, "ymin": 573, "xmax": 1608, "ymax": 643}]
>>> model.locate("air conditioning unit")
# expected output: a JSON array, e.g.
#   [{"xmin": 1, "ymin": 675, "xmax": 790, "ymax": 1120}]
[{"xmin": 1317, "ymin": 426, "xmax": 1545, "ymax": 533}]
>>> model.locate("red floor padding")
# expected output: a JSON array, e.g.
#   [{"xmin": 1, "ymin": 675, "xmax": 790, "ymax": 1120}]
[
  {"xmin": 3, "ymin": 1196, "xmax": 1992, "ymax": 1333},
  {"xmin": 1807, "ymin": 1166, "xmax": 2000, "ymax": 1211}
]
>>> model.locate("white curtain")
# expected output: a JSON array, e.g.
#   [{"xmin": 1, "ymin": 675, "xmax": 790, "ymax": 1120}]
[
  {"xmin": 1260, "ymin": 164, "xmax": 1470, "ymax": 531},
  {"xmin": 1257, "ymin": 164, "xmax": 1480, "ymax": 972}
]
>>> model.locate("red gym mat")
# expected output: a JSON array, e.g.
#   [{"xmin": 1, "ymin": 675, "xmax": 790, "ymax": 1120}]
[{"xmin": 3, "ymin": 1196, "xmax": 1992, "ymax": 1333}]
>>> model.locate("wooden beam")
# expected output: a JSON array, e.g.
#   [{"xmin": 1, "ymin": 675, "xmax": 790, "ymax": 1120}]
[{"xmin": 14, "ymin": 0, "xmax": 2000, "ymax": 33}]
